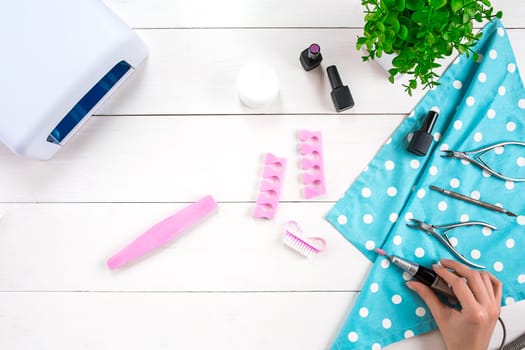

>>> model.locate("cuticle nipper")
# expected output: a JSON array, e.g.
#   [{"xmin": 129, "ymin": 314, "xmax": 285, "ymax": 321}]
[
  {"xmin": 407, "ymin": 218, "xmax": 497, "ymax": 269},
  {"xmin": 441, "ymin": 141, "xmax": 525, "ymax": 182}
]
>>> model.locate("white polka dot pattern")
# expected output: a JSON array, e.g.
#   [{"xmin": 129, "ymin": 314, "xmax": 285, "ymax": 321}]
[
  {"xmin": 414, "ymin": 248, "xmax": 425, "ymax": 258},
  {"xmin": 410, "ymin": 160, "xmax": 420, "ymax": 169},
  {"xmin": 382, "ymin": 319, "xmax": 392, "ymax": 329},
  {"xmin": 362, "ymin": 187, "xmax": 372, "ymax": 198},
  {"xmin": 387, "ymin": 187, "xmax": 397, "ymax": 197},
  {"xmin": 325, "ymin": 21, "xmax": 525, "ymax": 350},
  {"xmin": 381, "ymin": 259, "xmax": 390, "ymax": 269},
  {"xmin": 392, "ymin": 295, "xmax": 402, "ymax": 304},
  {"xmin": 478, "ymin": 73, "xmax": 487, "ymax": 82},
  {"xmin": 393, "ymin": 235, "xmax": 402, "ymax": 245},
  {"xmin": 363, "ymin": 214, "xmax": 374, "ymax": 224},
  {"xmin": 389, "ymin": 213, "xmax": 398, "ymax": 223},
  {"xmin": 348, "ymin": 332, "xmax": 359, "ymax": 342}
]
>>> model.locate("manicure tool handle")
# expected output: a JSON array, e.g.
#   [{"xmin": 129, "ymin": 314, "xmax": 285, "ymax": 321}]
[
  {"xmin": 429, "ymin": 185, "xmax": 514, "ymax": 216},
  {"xmin": 389, "ymin": 254, "xmax": 456, "ymax": 299},
  {"xmin": 107, "ymin": 195, "xmax": 218, "ymax": 269},
  {"xmin": 436, "ymin": 233, "xmax": 486, "ymax": 269},
  {"xmin": 416, "ymin": 265, "xmax": 456, "ymax": 298}
]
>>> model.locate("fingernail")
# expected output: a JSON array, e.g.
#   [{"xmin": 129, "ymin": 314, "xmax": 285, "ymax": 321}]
[
  {"xmin": 432, "ymin": 264, "xmax": 442, "ymax": 270},
  {"xmin": 406, "ymin": 282, "xmax": 416, "ymax": 291}
]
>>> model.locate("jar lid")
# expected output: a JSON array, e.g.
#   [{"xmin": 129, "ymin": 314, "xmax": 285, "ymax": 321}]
[{"xmin": 237, "ymin": 62, "xmax": 280, "ymax": 108}]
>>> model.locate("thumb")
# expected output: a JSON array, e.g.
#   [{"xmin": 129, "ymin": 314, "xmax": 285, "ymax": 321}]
[{"xmin": 407, "ymin": 281, "xmax": 447, "ymax": 322}]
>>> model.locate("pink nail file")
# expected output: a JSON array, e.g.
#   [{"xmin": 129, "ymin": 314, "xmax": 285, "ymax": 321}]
[
  {"xmin": 298, "ymin": 130, "xmax": 326, "ymax": 199},
  {"xmin": 253, "ymin": 153, "xmax": 287, "ymax": 220},
  {"xmin": 107, "ymin": 195, "xmax": 218, "ymax": 269}
]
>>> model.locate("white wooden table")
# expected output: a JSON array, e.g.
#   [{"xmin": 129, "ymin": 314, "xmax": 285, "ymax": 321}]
[{"xmin": 1, "ymin": 1, "xmax": 524, "ymax": 349}]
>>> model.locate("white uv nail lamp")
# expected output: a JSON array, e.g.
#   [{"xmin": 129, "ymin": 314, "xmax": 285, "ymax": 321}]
[{"xmin": 0, "ymin": 0, "xmax": 148, "ymax": 160}]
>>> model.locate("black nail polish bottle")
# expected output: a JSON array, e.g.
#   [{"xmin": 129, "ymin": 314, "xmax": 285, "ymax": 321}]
[
  {"xmin": 300, "ymin": 43, "xmax": 323, "ymax": 71},
  {"xmin": 407, "ymin": 111, "xmax": 439, "ymax": 156},
  {"xmin": 327, "ymin": 65, "xmax": 355, "ymax": 112}
]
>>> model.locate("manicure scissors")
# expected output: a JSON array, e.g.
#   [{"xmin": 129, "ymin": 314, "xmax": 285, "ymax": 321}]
[
  {"xmin": 441, "ymin": 141, "xmax": 525, "ymax": 182},
  {"xmin": 407, "ymin": 218, "xmax": 497, "ymax": 269}
]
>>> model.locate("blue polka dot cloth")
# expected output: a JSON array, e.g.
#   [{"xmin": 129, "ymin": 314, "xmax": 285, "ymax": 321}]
[{"xmin": 326, "ymin": 19, "xmax": 525, "ymax": 350}]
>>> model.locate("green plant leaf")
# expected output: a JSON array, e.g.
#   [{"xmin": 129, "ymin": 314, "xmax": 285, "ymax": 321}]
[
  {"xmin": 405, "ymin": 0, "xmax": 425, "ymax": 11},
  {"xmin": 359, "ymin": 0, "xmax": 502, "ymax": 95},
  {"xmin": 385, "ymin": 28, "xmax": 396, "ymax": 40},
  {"xmin": 429, "ymin": 10, "xmax": 449, "ymax": 26},
  {"xmin": 392, "ymin": 55, "xmax": 405, "ymax": 68},
  {"xmin": 391, "ymin": 18, "xmax": 401, "ymax": 32},
  {"xmin": 398, "ymin": 24, "xmax": 408, "ymax": 40},
  {"xmin": 429, "ymin": 0, "xmax": 447, "ymax": 9},
  {"xmin": 426, "ymin": 33, "xmax": 436, "ymax": 45},
  {"xmin": 412, "ymin": 10, "xmax": 429, "ymax": 24},
  {"xmin": 382, "ymin": 0, "xmax": 397, "ymax": 9},
  {"xmin": 385, "ymin": 12, "xmax": 400, "ymax": 25},
  {"xmin": 450, "ymin": 0, "xmax": 463, "ymax": 13}
]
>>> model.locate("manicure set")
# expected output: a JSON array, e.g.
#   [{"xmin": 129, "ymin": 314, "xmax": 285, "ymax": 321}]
[
  {"xmin": 395, "ymin": 109, "xmax": 525, "ymax": 272},
  {"xmin": 105, "ymin": 34, "xmax": 523, "ymax": 270}
]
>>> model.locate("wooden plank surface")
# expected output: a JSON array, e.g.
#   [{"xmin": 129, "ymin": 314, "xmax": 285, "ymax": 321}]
[
  {"xmin": 1, "ymin": 0, "xmax": 524, "ymax": 349},
  {"xmin": 0, "ymin": 203, "xmax": 369, "ymax": 291},
  {"xmin": 0, "ymin": 115, "xmax": 402, "ymax": 202},
  {"xmin": 102, "ymin": 0, "xmax": 524, "ymax": 28},
  {"xmin": 97, "ymin": 29, "xmax": 525, "ymax": 116},
  {"xmin": 1, "ymin": 292, "xmax": 523, "ymax": 350}
]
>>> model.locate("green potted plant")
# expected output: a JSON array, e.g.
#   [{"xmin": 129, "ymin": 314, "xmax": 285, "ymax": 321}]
[{"xmin": 357, "ymin": 0, "xmax": 502, "ymax": 95}]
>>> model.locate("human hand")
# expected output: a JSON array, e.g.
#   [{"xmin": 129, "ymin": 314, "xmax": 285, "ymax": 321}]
[{"xmin": 406, "ymin": 259, "xmax": 502, "ymax": 350}]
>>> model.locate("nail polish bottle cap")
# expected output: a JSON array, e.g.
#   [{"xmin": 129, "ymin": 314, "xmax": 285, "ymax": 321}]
[
  {"xmin": 407, "ymin": 110, "xmax": 439, "ymax": 156},
  {"xmin": 237, "ymin": 63, "xmax": 280, "ymax": 108},
  {"xmin": 308, "ymin": 43, "xmax": 320, "ymax": 59}
]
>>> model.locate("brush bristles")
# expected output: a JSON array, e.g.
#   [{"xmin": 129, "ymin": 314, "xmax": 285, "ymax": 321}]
[{"xmin": 283, "ymin": 232, "xmax": 320, "ymax": 257}]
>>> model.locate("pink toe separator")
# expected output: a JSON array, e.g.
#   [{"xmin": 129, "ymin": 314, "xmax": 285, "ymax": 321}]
[
  {"xmin": 299, "ymin": 130, "xmax": 326, "ymax": 199},
  {"xmin": 253, "ymin": 153, "xmax": 287, "ymax": 220}
]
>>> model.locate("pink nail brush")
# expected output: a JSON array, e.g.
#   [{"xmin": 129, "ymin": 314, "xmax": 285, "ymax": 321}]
[{"xmin": 107, "ymin": 195, "xmax": 218, "ymax": 269}]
